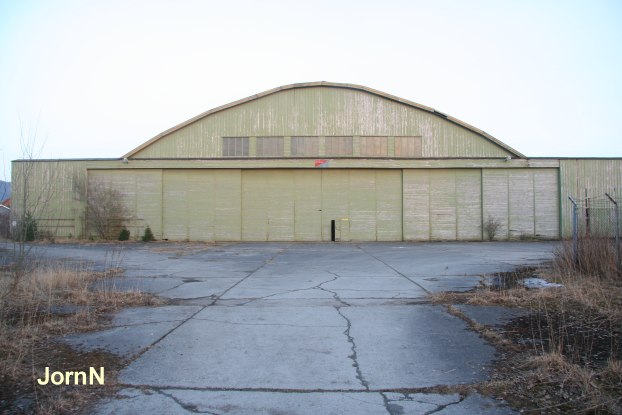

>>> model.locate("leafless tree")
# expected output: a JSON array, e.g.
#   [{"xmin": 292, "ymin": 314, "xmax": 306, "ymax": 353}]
[
  {"xmin": 6, "ymin": 121, "xmax": 58, "ymax": 290},
  {"xmin": 86, "ymin": 182, "xmax": 129, "ymax": 240}
]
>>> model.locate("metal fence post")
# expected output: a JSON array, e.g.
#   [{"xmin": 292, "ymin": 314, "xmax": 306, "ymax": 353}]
[
  {"xmin": 568, "ymin": 196, "xmax": 579, "ymax": 266},
  {"xmin": 605, "ymin": 193, "xmax": 620, "ymax": 274}
]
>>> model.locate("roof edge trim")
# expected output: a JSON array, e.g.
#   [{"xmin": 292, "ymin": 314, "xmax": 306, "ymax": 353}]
[{"xmin": 123, "ymin": 81, "xmax": 526, "ymax": 159}]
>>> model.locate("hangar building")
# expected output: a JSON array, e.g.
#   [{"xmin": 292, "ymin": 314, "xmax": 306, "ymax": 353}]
[{"xmin": 11, "ymin": 82, "xmax": 622, "ymax": 241}]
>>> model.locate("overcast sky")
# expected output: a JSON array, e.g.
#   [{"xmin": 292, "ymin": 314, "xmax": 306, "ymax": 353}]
[{"xmin": 1, "ymin": 0, "xmax": 621, "ymax": 177}]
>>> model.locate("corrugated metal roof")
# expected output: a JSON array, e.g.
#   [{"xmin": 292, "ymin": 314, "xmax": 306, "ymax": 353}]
[{"xmin": 123, "ymin": 82, "xmax": 526, "ymax": 159}]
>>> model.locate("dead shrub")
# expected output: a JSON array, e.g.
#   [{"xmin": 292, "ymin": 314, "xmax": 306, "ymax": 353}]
[
  {"xmin": 484, "ymin": 215, "xmax": 502, "ymax": 241},
  {"xmin": 86, "ymin": 183, "xmax": 130, "ymax": 240}
]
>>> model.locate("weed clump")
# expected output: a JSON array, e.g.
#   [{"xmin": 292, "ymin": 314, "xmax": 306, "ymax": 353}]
[{"xmin": 484, "ymin": 215, "xmax": 502, "ymax": 241}]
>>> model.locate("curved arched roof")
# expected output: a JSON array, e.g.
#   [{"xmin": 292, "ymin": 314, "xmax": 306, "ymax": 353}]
[{"xmin": 124, "ymin": 81, "xmax": 525, "ymax": 159}]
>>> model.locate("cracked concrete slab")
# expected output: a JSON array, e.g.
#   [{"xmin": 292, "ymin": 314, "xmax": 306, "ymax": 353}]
[
  {"xmin": 94, "ymin": 388, "xmax": 517, "ymax": 415},
  {"xmin": 342, "ymin": 305, "xmax": 497, "ymax": 389},
  {"xmin": 94, "ymin": 388, "xmax": 194, "ymax": 415},
  {"xmin": 111, "ymin": 306, "xmax": 202, "ymax": 326},
  {"xmin": 95, "ymin": 388, "xmax": 390, "ymax": 415},
  {"xmin": 119, "ymin": 306, "xmax": 359, "ymax": 389},
  {"xmin": 0, "ymin": 241, "xmax": 556, "ymax": 414},
  {"xmin": 321, "ymin": 276, "xmax": 427, "ymax": 298},
  {"xmin": 61, "ymin": 320, "xmax": 181, "ymax": 358},
  {"xmin": 61, "ymin": 306, "xmax": 201, "ymax": 358},
  {"xmin": 159, "ymin": 278, "xmax": 243, "ymax": 299}
]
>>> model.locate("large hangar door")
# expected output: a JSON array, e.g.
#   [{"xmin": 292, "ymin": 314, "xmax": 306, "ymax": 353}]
[
  {"xmin": 162, "ymin": 170, "xmax": 241, "ymax": 241},
  {"xmin": 320, "ymin": 170, "xmax": 402, "ymax": 241},
  {"xmin": 403, "ymin": 169, "xmax": 482, "ymax": 241},
  {"xmin": 242, "ymin": 170, "xmax": 295, "ymax": 241},
  {"xmin": 241, "ymin": 170, "xmax": 322, "ymax": 241},
  {"xmin": 241, "ymin": 169, "xmax": 402, "ymax": 242}
]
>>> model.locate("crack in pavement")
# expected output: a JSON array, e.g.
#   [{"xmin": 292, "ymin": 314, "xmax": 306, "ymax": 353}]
[
  {"xmin": 155, "ymin": 280, "xmax": 187, "ymax": 294},
  {"xmin": 423, "ymin": 394, "xmax": 466, "ymax": 415},
  {"xmin": 107, "ymin": 319, "xmax": 195, "ymax": 329},
  {"xmin": 123, "ymin": 305, "xmax": 208, "ymax": 365},
  {"xmin": 116, "ymin": 384, "xmax": 469, "ymax": 393},
  {"xmin": 206, "ymin": 246, "xmax": 290, "ymax": 306},
  {"xmin": 124, "ymin": 246, "xmax": 291, "ymax": 364},
  {"xmin": 134, "ymin": 386, "xmax": 470, "ymax": 415},
  {"xmin": 191, "ymin": 317, "xmax": 343, "ymax": 328},
  {"xmin": 355, "ymin": 245, "xmax": 431, "ymax": 295},
  {"xmin": 382, "ymin": 392, "xmax": 465, "ymax": 415},
  {"xmin": 316, "ymin": 272, "xmax": 371, "ymax": 391},
  {"xmin": 335, "ymin": 306, "xmax": 369, "ymax": 391},
  {"xmin": 152, "ymin": 388, "xmax": 219, "ymax": 414},
  {"xmin": 380, "ymin": 391, "xmax": 403, "ymax": 415},
  {"xmin": 226, "ymin": 272, "xmax": 340, "ymax": 306}
]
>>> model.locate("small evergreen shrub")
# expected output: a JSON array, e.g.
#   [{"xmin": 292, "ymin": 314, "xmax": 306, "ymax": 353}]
[
  {"xmin": 118, "ymin": 228, "xmax": 130, "ymax": 241},
  {"xmin": 142, "ymin": 226, "xmax": 155, "ymax": 242},
  {"xmin": 15, "ymin": 211, "xmax": 38, "ymax": 242}
]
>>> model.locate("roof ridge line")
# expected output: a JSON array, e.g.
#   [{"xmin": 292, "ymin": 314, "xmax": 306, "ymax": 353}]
[{"xmin": 123, "ymin": 82, "xmax": 525, "ymax": 159}]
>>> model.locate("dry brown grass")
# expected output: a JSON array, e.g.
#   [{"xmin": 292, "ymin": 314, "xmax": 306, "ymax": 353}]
[
  {"xmin": 554, "ymin": 238, "xmax": 621, "ymax": 280},
  {"xmin": 0, "ymin": 263, "xmax": 162, "ymax": 414},
  {"xmin": 434, "ymin": 240, "xmax": 622, "ymax": 414}
]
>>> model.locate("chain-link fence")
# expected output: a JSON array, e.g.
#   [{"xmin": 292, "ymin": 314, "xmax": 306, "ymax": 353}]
[{"xmin": 568, "ymin": 193, "xmax": 621, "ymax": 274}]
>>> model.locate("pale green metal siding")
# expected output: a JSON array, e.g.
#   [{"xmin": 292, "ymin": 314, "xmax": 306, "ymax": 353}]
[
  {"xmin": 240, "ymin": 169, "xmax": 402, "ymax": 242},
  {"xmin": 559, "ymin": 159, "xmax": 622, "ymax": 237},
  {"xmin": 162, "ymin": 170, "xmax": 241, "ymax": 241},
  {"xmin": 11, "ymin": 160, "xmax": 87, "ymax": 238},
  {"xmin": 242, "ymin": 170, "xmax": 295, "ymax": 241},
  {"xmin": 89, "ymin": 169, "xmax": 163, "ymax": 239},
  {"xmin": 482, "ymin": 168, "xmax": 559, "ymax": 239},
  {"xmin": 403, "ymin": 169, "xmax": 482, "ymax": 241},
  {"xmin": 132, "ymin": 87, "xmax": 513, "ymax": 159},
  {"xmin": 12, "ymin": 159, "xmax": 565, "ymax": 242},
  {"xmin": 375, "ymin": 170, "xmax": 403, "ymax": 241}
]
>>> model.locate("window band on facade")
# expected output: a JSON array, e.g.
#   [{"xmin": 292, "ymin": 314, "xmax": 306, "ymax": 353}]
[
  {"xmin": 223, "ymin": 137, "xmax": 249, "ymax": 157},
  {"xmin": 256, "ymin": 137, "xmax": 284, "ymax": 157},
  {"xmin": 222, "ymin": 135, "xmax": 420, "ymax": 158}
]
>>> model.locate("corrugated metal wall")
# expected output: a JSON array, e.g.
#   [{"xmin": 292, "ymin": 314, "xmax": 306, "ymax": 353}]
[
  {"xmin": 482, "ymin": 168, "xmax": 559, "ymax": 239},
  {"xmin": 12, "ymin": 162, "xmax": 563, "ymax": 241},
  {"xmin": 162, "ymin": 170, "xmax": 242, "ymax": 241},
  {"xmin": 132, "ymin": 87, "xmax": 512, "ymax": 159},
  {"xmin": 403, "ymin": 169, "xmax": 482, "ymax": 241},
  {"xmin": 240, "ymin": 169, "xmax": 402, "ymax": 242},
  {"xmin": 11, "ymin": 160, "xmax": 87, "ymax": 238},
  {"xmin": 559, "ymin": 159, "xmax": 622, "ymax": 237},
  {"xmin": 89, "ymin": 169, "xmax": 163, "ymax": 239}
]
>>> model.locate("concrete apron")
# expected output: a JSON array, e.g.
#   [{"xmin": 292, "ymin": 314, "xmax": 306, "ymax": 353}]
[{"xmin": 45, "ymin": 241, "xmax": 556, "ymax": 414}]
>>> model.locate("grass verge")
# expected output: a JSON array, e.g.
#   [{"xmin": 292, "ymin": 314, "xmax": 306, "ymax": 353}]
[{"xmin": 0, "ymin": 261, "xmax": 164, "ymax": 414}]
